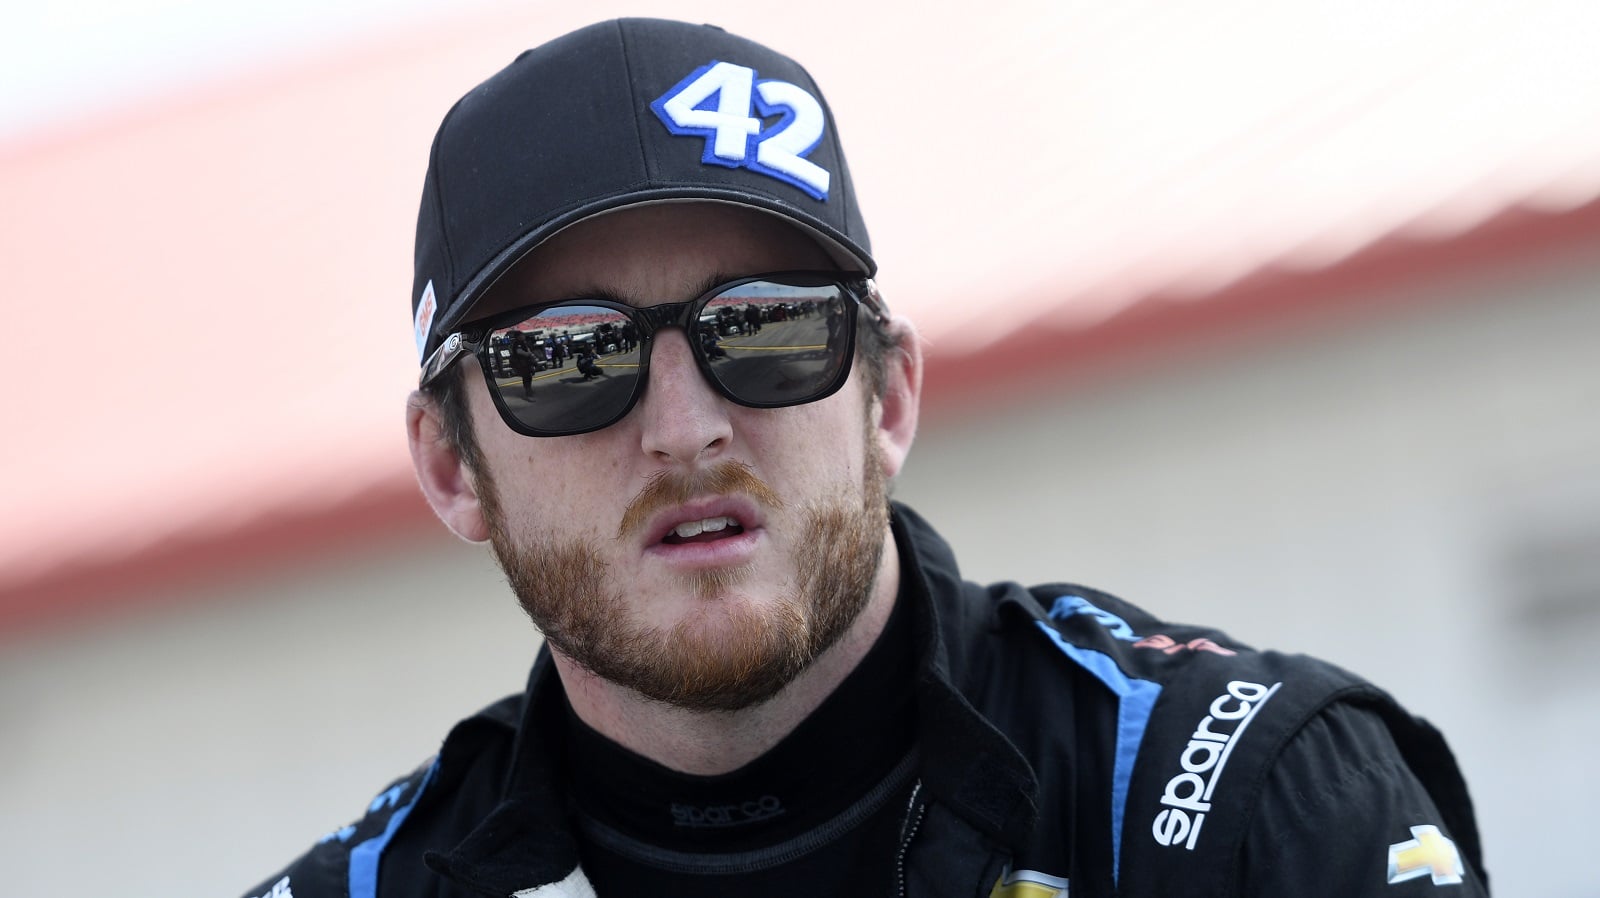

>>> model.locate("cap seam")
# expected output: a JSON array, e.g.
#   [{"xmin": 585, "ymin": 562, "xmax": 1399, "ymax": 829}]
[
  {"xmin": 800, "ymin": 60, "xmax": 854, "ymax": 245},
  {"xmin": 429, "ymin": 103, "xmax": 462, "ymax": 320},
  {"xmin": 613, "ymin": 20, "xmax": 654, "ymax": 183}
]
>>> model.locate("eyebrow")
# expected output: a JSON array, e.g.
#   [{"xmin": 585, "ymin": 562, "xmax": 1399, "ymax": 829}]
[{"xmin": 541, "ymin": 271, "xmax": 739, "ymax": 309}]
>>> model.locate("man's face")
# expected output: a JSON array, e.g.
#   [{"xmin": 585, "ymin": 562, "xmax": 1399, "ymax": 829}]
[{"xmin": 462, "ymin": 203, "xmax": 892, "ymax": 712}]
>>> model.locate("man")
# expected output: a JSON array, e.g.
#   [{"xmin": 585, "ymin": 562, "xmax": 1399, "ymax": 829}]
[
  {"xmin": 508, "ymin": 331, "xmax": 539, "ymax": 399},
  {"xmin": 246, "ymin": 18, "xmax": 1487, "ymax": 898}
]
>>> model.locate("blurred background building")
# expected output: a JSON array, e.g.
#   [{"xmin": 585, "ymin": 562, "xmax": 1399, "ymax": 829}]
[{"xmin": 3, "ymin": 1, "xmax": 1597, "ymax": 895}]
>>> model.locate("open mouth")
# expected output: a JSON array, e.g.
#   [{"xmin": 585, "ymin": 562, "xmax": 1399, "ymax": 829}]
[{"xmin": 660, "ymin": 515, "xmax": 747, "ymax": 545}]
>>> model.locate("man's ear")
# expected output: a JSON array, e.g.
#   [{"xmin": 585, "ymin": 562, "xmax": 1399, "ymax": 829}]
[
  {"xmin": 406, "ymin": 391, "xmax": 491, "ymax": 543},
  {"xmin": 874, "ymin": 317, "xmax": 924, "ymax": 480}
]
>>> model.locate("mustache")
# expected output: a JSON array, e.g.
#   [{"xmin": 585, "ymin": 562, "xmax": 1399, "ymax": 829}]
[{"xmin": 616, "ymin": 461, "xmax": 785, "ymax": 541}]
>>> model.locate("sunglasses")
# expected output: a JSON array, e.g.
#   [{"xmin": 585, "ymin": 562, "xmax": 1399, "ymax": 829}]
[{"xmin": 419, "ymin": 271, "xmax": 889, "ymax": 437}]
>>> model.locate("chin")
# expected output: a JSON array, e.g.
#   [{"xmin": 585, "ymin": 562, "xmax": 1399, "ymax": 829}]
[{"xmin": 633, "ymin": 592, "xmax": 812, "ymax": 711}]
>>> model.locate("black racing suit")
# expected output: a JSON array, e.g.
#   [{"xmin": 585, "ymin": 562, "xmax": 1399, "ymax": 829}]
[{"xmin": 244, "ymin": 503, "xmax": 1487, "ymax": 897}]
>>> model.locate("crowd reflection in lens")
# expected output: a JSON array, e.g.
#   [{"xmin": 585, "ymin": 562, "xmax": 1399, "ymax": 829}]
[{"xmin": 487, "ymin": 289, "xmax": 848, "ymax": 432}]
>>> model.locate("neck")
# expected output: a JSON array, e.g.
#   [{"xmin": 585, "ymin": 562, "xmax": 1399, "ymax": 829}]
[{"xmin": 552, "ymin": 526, "xmax": 902, "ymax": 776}]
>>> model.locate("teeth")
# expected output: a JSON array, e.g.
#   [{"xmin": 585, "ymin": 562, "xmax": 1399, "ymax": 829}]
[{"xmin": 671, "ymin": 516, "xmax": 735, "ymax": 538}]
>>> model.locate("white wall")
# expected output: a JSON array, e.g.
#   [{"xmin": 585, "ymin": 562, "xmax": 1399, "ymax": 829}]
[{"xmin": 3, "ymin": 255, "xmax": 1596, "ymax": 897}]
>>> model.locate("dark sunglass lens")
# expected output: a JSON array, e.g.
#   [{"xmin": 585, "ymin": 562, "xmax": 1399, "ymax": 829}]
[
  {"xmin": 487, "ymin": 304, "xmax": 642, "ymax": 434},
  {"xmin": 700, "ymin": 280, "xmax": 853, "ymax": 406}
]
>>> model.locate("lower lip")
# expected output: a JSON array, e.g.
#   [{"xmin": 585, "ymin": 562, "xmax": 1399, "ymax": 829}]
[{"xmin": 642, "ymin": 527, "xmax": 763, "ymax": 568}]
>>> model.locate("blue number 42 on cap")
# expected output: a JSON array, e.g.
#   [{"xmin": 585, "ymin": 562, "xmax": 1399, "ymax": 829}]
[{"xmin": 651, "ymin": 60, "xmax": 832, "ymax": 201}]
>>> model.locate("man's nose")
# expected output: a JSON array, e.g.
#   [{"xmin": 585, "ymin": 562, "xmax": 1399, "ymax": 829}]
[{"xmin": 635, "ymin": 329, "xmax": 733, "ymax": 465}]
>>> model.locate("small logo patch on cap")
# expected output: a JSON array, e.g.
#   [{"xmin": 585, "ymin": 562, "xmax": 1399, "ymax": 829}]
[
  {"xmin": 413, "ymin": 280, "xmax": 437, "ymax": 363},
  {"xmin": 651, "ymin": 60, "xmax": 831, "ymax": 200}
]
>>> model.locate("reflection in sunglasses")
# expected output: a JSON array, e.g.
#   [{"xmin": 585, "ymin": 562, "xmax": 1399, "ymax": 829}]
[{"xmin": 423, "ymin": 273, "xmax": 885, "ymax": 436}]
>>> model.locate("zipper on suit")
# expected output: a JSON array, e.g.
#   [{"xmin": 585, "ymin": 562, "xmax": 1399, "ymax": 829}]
[{"xmin": 895, "ymin": 780, "xmax": 927, "ymax": 898}]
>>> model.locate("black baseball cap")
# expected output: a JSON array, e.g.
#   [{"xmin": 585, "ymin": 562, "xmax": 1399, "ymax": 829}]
[{"xmin": 410, "ymin": 17, "xmax": 875, "ymax": 363}]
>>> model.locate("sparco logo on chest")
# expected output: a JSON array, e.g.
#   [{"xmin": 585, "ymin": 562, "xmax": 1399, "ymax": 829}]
[
  {"xmin": 1151, "ymin": 679, "xmax": 1281, "ymax": 851},
  {"xmin": 671, "ymin": 795, "xmax": 785, "ymax": 828}
]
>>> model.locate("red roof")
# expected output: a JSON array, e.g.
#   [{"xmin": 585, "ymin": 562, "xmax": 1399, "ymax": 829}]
[{"xmin": 6, "ymin": 2, "xmax": 1600, "ymax": 630}]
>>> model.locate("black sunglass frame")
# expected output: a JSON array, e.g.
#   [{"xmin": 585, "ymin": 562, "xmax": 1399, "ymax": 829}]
[{"xmin": 418, "ymin": 271, "xmax": 890, "ymax": 438}]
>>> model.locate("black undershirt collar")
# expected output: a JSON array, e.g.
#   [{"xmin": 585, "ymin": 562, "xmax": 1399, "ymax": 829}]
[{"xmin": 562, "ymin": 584, "xmax": 916, "ymax": 855}]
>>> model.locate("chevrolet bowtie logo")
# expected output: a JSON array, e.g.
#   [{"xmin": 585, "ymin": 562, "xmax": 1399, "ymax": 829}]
[
  {"xmin": 990, "ymin": 869, "xmax": 1069, "ymax": 897},
  {"xmin": 1387, "ymin": 824, "xmax": 1464, "ymax": 887}
]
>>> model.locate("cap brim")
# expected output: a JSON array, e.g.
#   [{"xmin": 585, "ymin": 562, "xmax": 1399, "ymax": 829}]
[{"xmin": 435, "ymin": 189, "xmax": 876, "ymax": 335}]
